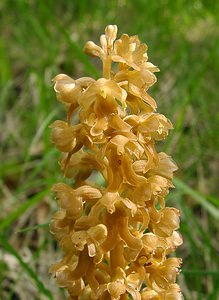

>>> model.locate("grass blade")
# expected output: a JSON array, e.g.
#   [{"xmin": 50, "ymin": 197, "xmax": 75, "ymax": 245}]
[
  {"xmin": 16, "ymin": 223, "xmax": 49, "ymax": 233},
  {"xmin": 0, "ymin": 235, "xmax": 53, "ymax": 300},
  {"xmin": 182, "ymin": 269, "xmax": 219, "ymax": 276},
  {"xmin": 0, "ymin": 189, "xmax": 50, "ymax": 231},
  {"xmin": 174, "ymin": 178, "xmax": 219, "ymax": 220}
]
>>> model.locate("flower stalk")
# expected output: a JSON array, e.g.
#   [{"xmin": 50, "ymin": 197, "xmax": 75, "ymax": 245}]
[{"xmin": 50, "ymin": 25, "xmax": 183, "ymax": 300}]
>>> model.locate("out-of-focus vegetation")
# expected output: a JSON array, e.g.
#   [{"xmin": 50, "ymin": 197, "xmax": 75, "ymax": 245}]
[{"xmin": 0, "ymin": 1, "xmax": 219, "ymax": 299}]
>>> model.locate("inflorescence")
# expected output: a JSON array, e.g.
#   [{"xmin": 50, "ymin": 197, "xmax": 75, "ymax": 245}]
[{"xmin": 49, "ymin": 25, "xmax": 183, "ymax": 300}]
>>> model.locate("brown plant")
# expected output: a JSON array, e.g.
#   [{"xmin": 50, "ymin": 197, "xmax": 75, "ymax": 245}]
[{"xmin": 50, "ymin": 25, "xmax": 183, "ymax": 300}]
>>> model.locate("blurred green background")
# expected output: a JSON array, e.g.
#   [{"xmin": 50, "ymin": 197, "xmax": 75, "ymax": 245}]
[{"xmin": 0, "ymin": 0, "xmax": 219, "ymax": 299}]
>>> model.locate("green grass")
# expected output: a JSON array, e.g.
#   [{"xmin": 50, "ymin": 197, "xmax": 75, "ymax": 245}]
[{"xmin": 0, "ymin": 0, "xmax": 219, "ymax": 299}]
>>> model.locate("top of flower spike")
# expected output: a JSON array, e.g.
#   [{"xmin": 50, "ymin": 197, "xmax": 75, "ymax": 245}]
[
  {"xmin": 84, "ymin": 24, "xmax": 159, "ymax": 72},
  {"xmin": 84, "ymin": 25, "xmax": 118, "ymax": 58},
  {"xmin": 53, "ymin": 26, "xmax": 160, "ymax": 112}
]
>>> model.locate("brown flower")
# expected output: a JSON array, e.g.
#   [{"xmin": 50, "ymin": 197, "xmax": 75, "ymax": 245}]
[
  {"xmin": 84, "ymin": 25, "xmax": 117, "ymax": 59},
  {"xmin": 112, "ymin": 34, "xmax": 159, "ymax": 72},
  {"xmin": 53, "ymin": 74, "xmax": 94, "ymax": 105}
]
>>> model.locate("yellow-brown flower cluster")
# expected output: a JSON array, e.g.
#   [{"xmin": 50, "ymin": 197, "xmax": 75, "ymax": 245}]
[{"xmin": 50, "ymin": 25, "xmax": 183, "ymax": 300}]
